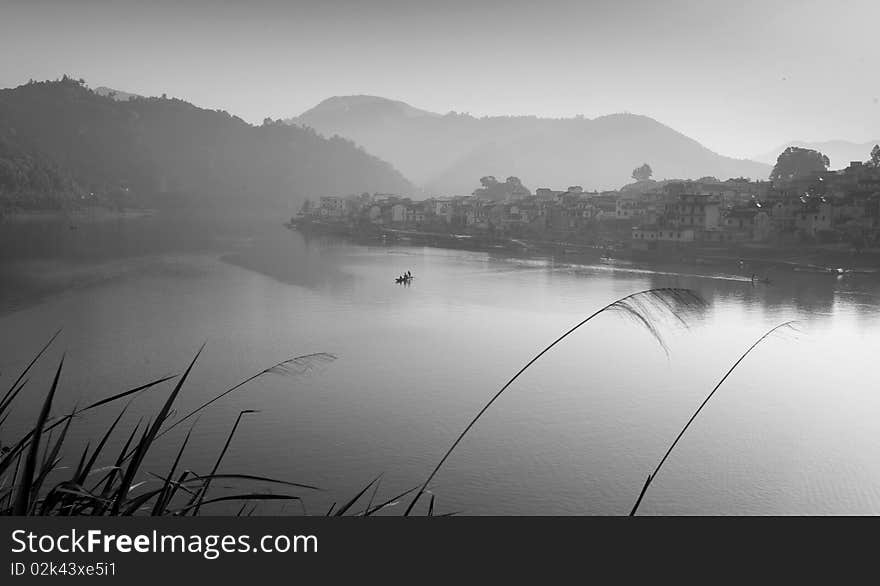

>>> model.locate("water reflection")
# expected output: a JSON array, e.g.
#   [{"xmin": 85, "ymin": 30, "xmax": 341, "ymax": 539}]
[{"xmin": 3, "ymin": 213, "xmax": 880, "ymax": 514}]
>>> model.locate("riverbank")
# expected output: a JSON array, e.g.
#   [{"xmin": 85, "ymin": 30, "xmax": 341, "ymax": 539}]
[
  {"xmin": 639, "ymin": 243, "xmax": 880, "ymax": 275},
  {"xmin": 286, "ymin": 219, "xmax": 880, "ymax": 276},
  {"xmin": 0, "ymin": 207, "xmax": 157, "ymax": 224}
]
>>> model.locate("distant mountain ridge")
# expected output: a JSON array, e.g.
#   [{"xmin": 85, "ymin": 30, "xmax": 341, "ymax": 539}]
[
  {"xmin": 289, "ymin": 95, "xmax": 771, "ymax": 193},
  {"xmin": 0, "ymin": 79, "xmax": 413, "ymax": 209},
  {"xmin": 753, "ymin": 140, "xmax": 880, "ymax": 170},
  {"xmin": 301, "ymin": 95, "xmax": 440, "ymax": 122}
]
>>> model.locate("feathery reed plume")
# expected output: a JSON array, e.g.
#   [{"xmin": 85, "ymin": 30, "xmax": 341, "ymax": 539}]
[
  {"xmin": 629, "ymin": 320, "xmax": 798, "ymax": 516},
  {"xmin": 404, "ymin": 287, "xmax": 706, "ymax": 515},
  {"xmin": 157, "ymin": 352, "xmax": 337, "ymax": 439}
]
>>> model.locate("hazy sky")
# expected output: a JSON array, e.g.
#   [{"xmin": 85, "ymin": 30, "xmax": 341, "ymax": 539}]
[{"xmin": 1, "ymin": 0, "xmax": 877, "ymax": 158}]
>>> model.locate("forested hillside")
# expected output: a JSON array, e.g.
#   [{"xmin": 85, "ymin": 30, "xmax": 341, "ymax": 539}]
[{"xmin": 0, "ymin": 78, "xmax": 413, "ymax": 210}]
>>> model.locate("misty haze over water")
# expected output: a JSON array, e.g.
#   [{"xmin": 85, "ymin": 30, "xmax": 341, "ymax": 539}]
[
  {"xmin": 0, "ymin": 0, "xmax": 877, "ymax": 519},
  {"xmin": 3, "ymin": 214, "xmax": 880, "ymax": 515}
]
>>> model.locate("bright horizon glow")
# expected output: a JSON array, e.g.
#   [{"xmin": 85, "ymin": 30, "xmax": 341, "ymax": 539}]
[{"xmin": 1, "ymin": 0, "xmax": 878, "ymax": 159}]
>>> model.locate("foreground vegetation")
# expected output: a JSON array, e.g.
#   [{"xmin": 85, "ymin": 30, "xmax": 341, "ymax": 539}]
[
  {"xmin": 1, "ymin": 288, "xmax": 794, "ymax": 516},
  {"xmin": 0, "ymin": 335, "xmax": 343, "ymax": 516},
  {"xmin": 0, "ymin": 76, "xmax": 413, "ymax": 212}
]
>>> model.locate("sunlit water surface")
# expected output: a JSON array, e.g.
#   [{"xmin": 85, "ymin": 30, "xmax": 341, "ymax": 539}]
[{"xmin": 2, "ymin": 211, "xmax": 880, "ymax": 515}]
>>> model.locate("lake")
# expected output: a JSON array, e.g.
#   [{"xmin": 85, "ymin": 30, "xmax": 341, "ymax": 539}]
[{"xmin": 2, "ymin": 210, "xmax": 880, "ymax": 515}]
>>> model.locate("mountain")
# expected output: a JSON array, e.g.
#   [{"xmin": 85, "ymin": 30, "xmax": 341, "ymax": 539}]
[
  {"xmin": 0, "ymin": 79, "xmax": 413, "ymax": 209},
  {"xmin": 298, "ymin": 95, "xmax": 440, "ymax": 127},
  {"xmin": 753, "ymin": 140, "xmax": 880, "ymax": 170},
  {"xmin": 290, "ymin": 95, "xmax": 771, "ymax": 194}
]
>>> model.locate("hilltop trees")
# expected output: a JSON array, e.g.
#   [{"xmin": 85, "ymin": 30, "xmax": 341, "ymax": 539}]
[
  {"xmin": 0, "ymin": 78, "xmax": 413, "ymax": 209},
  {"xmin": 631, "ymin": 163, "xmax": 653, "ymax": 182},
  {"xmin": 867, "ymin": 144, "xmax": 880, "ymax": 168},
  {"xmin": 472, "ymin": 176, "xmax": 531, "ymax": 201},
  {"xmin": 770, "ymin": 147, "xmax": 830, "ymax": 183}
]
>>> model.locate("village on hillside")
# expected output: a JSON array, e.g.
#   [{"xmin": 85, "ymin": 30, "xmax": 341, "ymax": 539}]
[{"xmin": 291, "ymin": 147, "xmax": 880, "ymax": 261}]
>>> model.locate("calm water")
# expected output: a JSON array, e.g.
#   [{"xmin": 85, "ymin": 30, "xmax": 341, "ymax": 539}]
[{"xmin": 3, "ymin": 211, "xmax": 880, "ymax": 515}]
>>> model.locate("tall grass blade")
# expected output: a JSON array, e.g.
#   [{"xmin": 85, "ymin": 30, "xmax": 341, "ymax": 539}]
[
  {"xmin": 0, "ymin": 329, "xmax": 61, "ymax": 412},
  {"xmin": 404, "ymin": 288, "xmax": 706, "ymax": 515},
  {"xmin": 13, "ymin": 355, "xmax": 64, "ymax": 515},
  {"xmin": 184, "ymin": 473, "xmax": 320, "ymax": 491},
  {"xmin": 364, "ymin": 475, "xmax": 382, "ymax": 515},
  {"xmin": 172, "ymin": 493, "xmax": 301, "ymax": 515},
  {"xmin": 157, "ymin": 352, "xmax": 336, "ymax": 439},
  {"xmin": 79, "ymin": 405, "xmax": 129, "ymax": 485},
  {"xmin": 1, "ymin": 451, "xmax": 23, "ymax": 513},
  {"xmin": 335, "ymin": 475, "xmax": 381, "ymax": 516},
  {"xmin": 152, "ymin": 425, "xmax": 194, "ymax": 515},
  {"xmin": 0, "ymin": 377, "xmax": 30, "ymax": 422},
  {"xmin": 110, "ymin": 344, "xmax": 204, "ymax": 515},
  {"xmin": 146, "ymin": 470, "xmax": 195, "ymax": 492},
  {"xmin": 72, "ymin": 442, "xmax": 91, "ymax": 485},
  {"xmin": 31, "ymin": 405, "xmax": 75, "ymax": 514},
  {"xmin": 93, "ymin": 418, "xmax": 142, "ymax": 500},
  {"xmin": 0, "ymin": 375, "xmax": 172, "ymax": 480},
  {"xmin": 122, "ymin": 488, "xmax": 166, "ymax": 516},
  {"xmin": 59, "ymin": 441, "xmax": 89, "ymax": 515},
  {"xmin": 50, "ymin": 484, "xmax": 110, "ymax": 513},
  {"xmin": 362, "ymin": 485, "xmax": 419, "ymax": 516},
  {"xmin": 191, "ymin": 409, "xmax": 256, "ymax": 516},
  {"xmin": 629, "ymin": 320, "xmax": 797, "ymax": 516},
  {"xmin": 158, "ymin": 471, "xmax": 194, "ymax": 515},
  {"xmin": 109, "ymin": 419, "xmax": 154, "ymax": 515},
  {"xmin": 76, "ymin": 375, "xmax": 177, "ymax": 415}
]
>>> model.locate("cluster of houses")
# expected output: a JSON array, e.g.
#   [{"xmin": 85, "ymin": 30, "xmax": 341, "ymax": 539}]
[
  {"xmin": 631, "ymin": 161, "xmax": 880, "ymax": 249},
  {"xmin": 297, "ymin": 159, "xmax": 880, "ymax": 250},
  {"xmin": 298, "ymin": 186, "xmax": 622, "ymax": 236}
]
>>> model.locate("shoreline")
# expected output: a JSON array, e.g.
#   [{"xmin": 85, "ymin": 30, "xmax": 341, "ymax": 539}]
[
  {"xmin": 287, "ymin": 219, "xmax": 880, "ymax": 276},
  {"xmin": 0, "ymin": 207, "xmax": 157, "ymax": 224}
]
